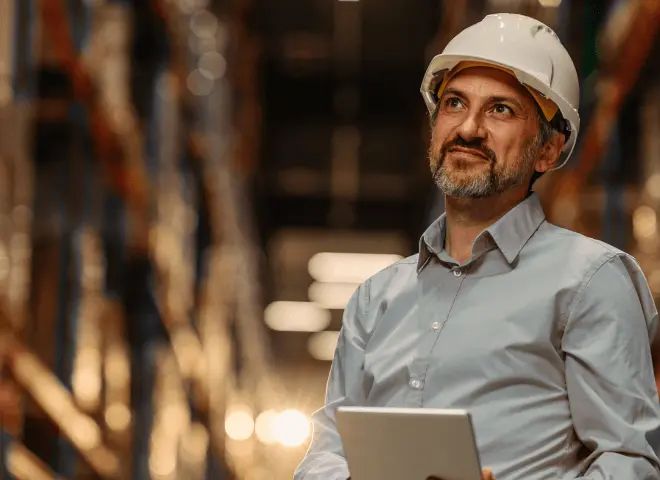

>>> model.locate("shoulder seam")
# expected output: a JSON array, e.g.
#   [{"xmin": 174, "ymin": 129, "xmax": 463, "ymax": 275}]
[
  {"xmin": 542, "ymin": 223, "xmax": 622, "ymax": 255},
  {"xmin": 372, "ymin": 256, "xmax": 418, "ymax": 276},
  {"xmin": 562, "ymin": 252, "xmax": 623, "ymax": 334}
]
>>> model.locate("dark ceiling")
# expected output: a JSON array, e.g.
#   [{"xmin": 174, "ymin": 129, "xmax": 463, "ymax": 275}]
[{"xmin": 254, "ymin": 0, "xmax": 442, "ymax": 243}]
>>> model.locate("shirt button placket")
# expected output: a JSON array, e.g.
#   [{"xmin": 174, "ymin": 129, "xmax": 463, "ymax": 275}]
[
  {"xmin": 407, "ymin": 358, "xmax": 428, "ymax": 406},
  {"xmin": 409, "ymin": 378, "xmax": 423, "ymax": 390}
]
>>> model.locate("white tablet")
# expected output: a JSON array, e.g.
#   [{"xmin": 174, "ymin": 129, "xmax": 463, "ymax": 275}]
[{"xmin": 336, "ymin": 406, "xmax": 482, "ymax": 480}]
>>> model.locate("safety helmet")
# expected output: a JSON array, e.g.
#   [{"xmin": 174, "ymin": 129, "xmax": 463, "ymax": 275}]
[{"xmin": 420, "ymin": 13, "xmax": 580, "ymax": 170}]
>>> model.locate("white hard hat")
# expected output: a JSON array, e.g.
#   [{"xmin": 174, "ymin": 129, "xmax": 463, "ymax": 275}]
[{"xmin": 420, "ymin": 13, "xmax": 580, "ymax": 170}]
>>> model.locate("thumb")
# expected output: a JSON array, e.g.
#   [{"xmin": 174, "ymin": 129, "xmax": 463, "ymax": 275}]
[{"xmin": 482, "ymin": 467, "xmax": 495, "ymax": 480}]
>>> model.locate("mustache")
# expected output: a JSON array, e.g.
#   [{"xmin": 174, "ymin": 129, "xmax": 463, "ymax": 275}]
[{"xmin": 440, "ymin": 137, "xmax": 497, "ymax": 164}]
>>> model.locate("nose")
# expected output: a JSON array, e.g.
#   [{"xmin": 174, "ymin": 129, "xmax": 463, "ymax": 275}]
[{"xmin": 455, "ymin": 109, "xmax": 487, "ymax": 142}]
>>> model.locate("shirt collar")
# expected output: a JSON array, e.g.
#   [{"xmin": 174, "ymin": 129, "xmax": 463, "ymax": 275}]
[{"xmin": 417, "ymin": 192, "xmax": 546, "ymax": 272}]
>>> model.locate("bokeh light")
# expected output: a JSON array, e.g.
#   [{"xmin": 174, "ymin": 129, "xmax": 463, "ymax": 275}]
[
  {"xmin": 225, "ymin": 405, "xmax": 255, "ymax": 441},
  {"xmin": 254, "ymin": 409, "xmax": 278, "ymax": 445},
  {"xmin": 273, "ymin": 409, "xmax": 310, "ymax": 447},
  {"xmin": 199, "ymin": 52, "xmax": 227, "ymax": 80},
  {"xmin": 105, "ymin": 403, "xmax": 131, "ymax": 431},
  {"xmin": 186, "ymin": 69, "xmax": 214, "ymax": 96},
  {"xmin": 633, "ymin": 205, "xmax": 658, "ymax": 240}
]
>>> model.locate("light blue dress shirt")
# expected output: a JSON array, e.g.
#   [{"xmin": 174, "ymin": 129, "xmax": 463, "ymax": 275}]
[{"xmin": 295, "ymin": 193, "xmax": 660, "ymax": 480}]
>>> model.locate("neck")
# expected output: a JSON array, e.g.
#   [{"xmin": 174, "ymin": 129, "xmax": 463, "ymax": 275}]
[{"xmin": 444, "ymin": 187, "xmax": 528, "ymax": 264}]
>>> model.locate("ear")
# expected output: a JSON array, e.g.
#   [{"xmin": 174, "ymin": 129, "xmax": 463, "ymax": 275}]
[{"xmin": 534, "ymin": 131, "xmax": 565, "ymax": 173}]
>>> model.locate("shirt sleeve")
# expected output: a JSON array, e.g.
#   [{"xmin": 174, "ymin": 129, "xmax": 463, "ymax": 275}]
[
  {"xmin": 562, "ymin": 253, "xmax": 660, "ymax": 479},
  {"xmin": 294, "ymin": 281, "xmax": 371, "ymax": 480}
]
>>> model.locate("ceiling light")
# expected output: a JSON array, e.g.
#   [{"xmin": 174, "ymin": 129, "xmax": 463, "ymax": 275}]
[
  {"xmin": 646, "ymin": 173, "xmax": 660, "ymax": 200},
  {"xmin": 225, "ymin": 405, "xmax": 254, "ymax": 441},
  {"xmin": 264, "ymin": 301, "xmax": 331, "ymax": 332},
  {"xmin": 308, "ymin": 282, "xmax": 358, "ymax": 310},
  {"xmin": 273, "ymin": 409, "xmax": 310, "ymax": 447},
  {"xmin": 308, "ymin": 252, "xmax": 402, "ymax": 283},
  {"xmin": 254, "ymin": 409, "xmax": 279, "ymax": 444},
  {"xmin": 307, "ymin": 331, "xmax": 340, "ymax": 361},
  {"xmin": 538, "ymin": 0, "xmax": 561, "ymax": 6},
  {"xmin": 633, "ymin": 205, "xmax": 657, "ymax": 240}
]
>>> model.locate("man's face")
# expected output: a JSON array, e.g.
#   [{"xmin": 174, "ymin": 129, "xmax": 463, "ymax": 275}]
[{"xmin": 429, "ymin": 67, "xmax": 545, "ymax": 198}]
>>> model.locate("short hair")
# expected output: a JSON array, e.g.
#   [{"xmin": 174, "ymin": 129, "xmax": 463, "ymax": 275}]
[{"xmin": 528, "ymin": 111, "xmax": 556, "ymax": 187}]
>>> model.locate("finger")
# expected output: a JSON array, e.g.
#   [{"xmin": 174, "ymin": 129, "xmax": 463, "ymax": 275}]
[{"xmin": 482, "ymin": 467, "xmax": 494, "ymax": 480}]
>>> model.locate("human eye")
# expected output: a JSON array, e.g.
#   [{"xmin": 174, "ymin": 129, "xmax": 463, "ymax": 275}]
[
  {"xmin": 441, "ymin": 96, "xmax": 464, "ymax": 112},
  {"xmin": 490, "ymin": 103, "xmax": 514, "ymax": 116}
]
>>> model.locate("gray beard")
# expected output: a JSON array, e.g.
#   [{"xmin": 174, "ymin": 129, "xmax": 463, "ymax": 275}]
[{"xmin": 430, "ymin": 136, "xmax": 541, "ymax": 198}]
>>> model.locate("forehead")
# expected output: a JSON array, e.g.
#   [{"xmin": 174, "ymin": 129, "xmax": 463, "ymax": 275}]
[{"xmin": 445, "ymin": 66, "xmax": 535, "ymax": 106}]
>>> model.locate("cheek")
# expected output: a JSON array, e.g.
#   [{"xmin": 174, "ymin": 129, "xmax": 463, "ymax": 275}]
[
  {"xmin": 486, "ymin": 124, "xmax": 527, "ymax": 160},
  {"xmin": 431, "ymin": 119, "xmax": 454, "ymax": 147}
]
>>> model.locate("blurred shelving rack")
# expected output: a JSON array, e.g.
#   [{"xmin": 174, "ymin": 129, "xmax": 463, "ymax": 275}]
[{"xmin": 0, "ymin": 0, "xmax": 271, "ymax": 478}]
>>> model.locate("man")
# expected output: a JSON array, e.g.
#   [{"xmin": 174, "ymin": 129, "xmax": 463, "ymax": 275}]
[{"xmin": 295, "ymin": 13, "xmax": 660, "ymax": 480}]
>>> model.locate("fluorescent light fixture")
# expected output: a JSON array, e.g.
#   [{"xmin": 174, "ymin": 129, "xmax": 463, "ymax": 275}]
[
  {"xmin": 308, "ymin": 282, "xmax": 358, "ymax": 310},
  {"xmin": 264, "ymin": 301, "xmax": 331, "ymax": 332},
  {"xmin": 308, "ymin": 252, "xmax": 402, "ymax": 284},
  {"xmin": 538, "ymin": 0, "xmax": 561, "ymax": 6},
  {"xmin": 307, "ymin": 331, "xmax": 340, "ymax": 361},
  {"xmin": 307, "ymin": 252, "xmax": 403, "ymax": 283}
]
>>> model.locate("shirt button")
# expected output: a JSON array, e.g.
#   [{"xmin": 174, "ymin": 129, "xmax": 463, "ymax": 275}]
[
  {"xmin": 452, "ymin": 268, "xmax": 462, "ymax": 277},
  {"xmin": 431, "ymin": 321, "xmax": 440, "ymax": 331},
  {"xmin": 409, "ymin": 378, "xmax": 423, "ymax": 390}
]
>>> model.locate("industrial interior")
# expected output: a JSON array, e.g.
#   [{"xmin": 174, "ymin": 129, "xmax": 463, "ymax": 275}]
[{"xmin": 0, "ymin": 0, "xmax": 658, "ymax": 478}]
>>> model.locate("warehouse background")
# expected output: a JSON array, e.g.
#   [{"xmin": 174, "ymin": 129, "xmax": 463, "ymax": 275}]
[{"xmin": 0, "ymin": 0, "xmax": 658, "ymax": 479}]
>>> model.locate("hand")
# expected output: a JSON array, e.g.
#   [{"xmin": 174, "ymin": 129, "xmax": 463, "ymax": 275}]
[{"xmin": 427, "ymin": 467, "xmax": 495, "ymax": 480}]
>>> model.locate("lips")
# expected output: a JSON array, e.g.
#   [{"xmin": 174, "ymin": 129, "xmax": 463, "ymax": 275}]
[{"xmin": 447, "ymin": 146, "xmax": 490, "ymax": 161}]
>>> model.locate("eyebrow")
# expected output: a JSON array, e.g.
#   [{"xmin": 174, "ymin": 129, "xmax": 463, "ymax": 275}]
[{"xmin": 440, "ymin": 87, "xmax": 525, "ymax": 111}]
